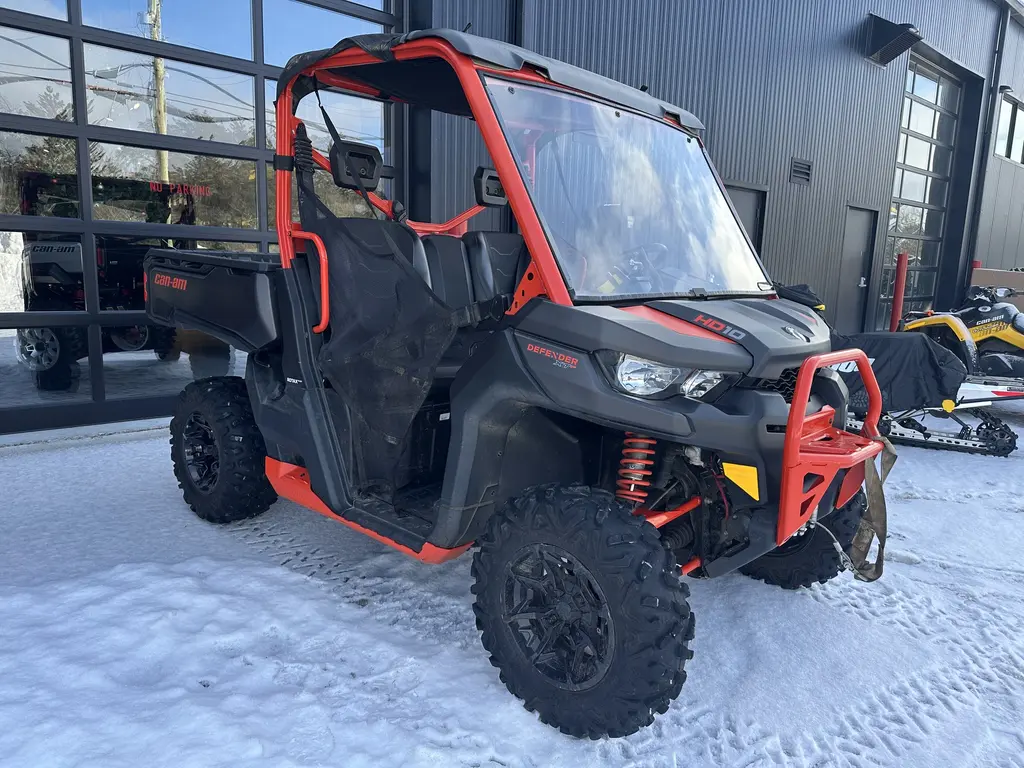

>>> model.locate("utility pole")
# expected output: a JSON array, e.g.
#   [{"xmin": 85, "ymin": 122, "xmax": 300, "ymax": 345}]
[{"xmin": 148, "ymin": 0, "xmax": 169, "ymax": 184}]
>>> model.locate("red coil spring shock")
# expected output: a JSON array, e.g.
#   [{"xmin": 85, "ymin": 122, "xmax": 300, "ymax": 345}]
[{"xmin": 616, "ymin": 433, "xmax": 658, "ymax": 504}]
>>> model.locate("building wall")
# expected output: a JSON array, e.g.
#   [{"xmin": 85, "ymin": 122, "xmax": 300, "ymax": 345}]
[
  {"xmin": 977, "ymin": 16, "xmax": 1024, "ymax": 270},
  {"xmin": 427, "ymin": 0, "xmax": 1004, "ymax": 323}
]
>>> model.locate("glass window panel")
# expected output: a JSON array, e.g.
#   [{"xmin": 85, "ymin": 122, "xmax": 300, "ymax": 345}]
[
  {"xmin": 900, "ymin": 97, "xmax": 910, "ymax": 129},
  {"xmin": 0, "ymin": 0, "xmax": 66, "ymax": 19},
  {"xmin": 892, "ymin": 168, "xmax": 903, "ymax": 197},
  {"xmin": 902, "ymin": 135, "xmax": 931, "ymax": 170},
  {"xmin": 81, "ymin": 0, "xmax": 253, "ymax": 60},
  {"xmin": 905, "ymin": 70, "xmax": 914, "ymax": 94},
  {"xmin": 0, "ymin": 322, "xmax": 92, "ymax": 405},
  {"xmin": 893, "ymin": 237, "xmax": 922, "ymax": 265},
  {"xmin": 899, "ymin": 170, "xmax": 927, "ymax": 202},
  {"xmin": 1013, "ymin": 115, "xmax": 1024, "ymax": 164},
  {"xmin": 996, "ymin": 99, "xmax": 1013, "ymax": 157},
  {"xmin": 930, "ymin": 144, "xmax": 951, "ymax": 175},
  {"xmin": 937, "ymin": 78, "xmax": 960, "ymax": 113},
  {"xmin": 263, "ymin": 1, "xmax": 382, "ymax": 67},
  {"xmin": 90, "ymin": 142, "xmax": 257, "ymax": 228},
  {"xmin": 0, "ymin": 130, "xmax": 79, "ymax": 218},
  {"xmin": 898, "ymin": 133, "xmax": 907, "ymax": 163},
  {"xmin": 896, "ymin": 204, "xmax": 923, "ymax": 235},
  {"xmin": 920, "ymin": 240, "xmax": 940, "ymax": 266},
  {"xmin": 888, "ymin": 204, "xmax": 897, "ymax": 233},
  {"xmin": 0, "ymin": 232, "xmax": 84, "ymax": 314},
  {"xmin": 266, "ymin": 166, "xmax": 387, "ymax": 229},
  {"xmin": 935, "ymin": 112, "xmax": 955, "ymax": 145},
  {"xmin": 879, "ymin": 268, "xmax": 895, "ymax": 300},
  {"xmin": 926, "ymin": 177, "xmax": 948, "ymax": 208},
  {"xmin": 85, "ymin": 44, "xmax": 255, "ymax": 145},
  {"xmin": 884, "ymin": 236, "xmax": 896, "ymax": 266},
  {"xmin": 922, "ymin": 209, "xmax": 944, "ymax": 237},
  {"xmin": 912, "ymin": 68, "xmax": 939, "ymax": 104},
  {"xmin": 909, "ymin": 101, "xmax": 935, "ymax": 137},
  {"xmin": 265, "ymin": 79, "xmax": 385, "ymax": 159},
  {"xmin": 0, "ymin": 26, "xmax": 73, "ymax": 121},
  {"xmin": 907, "ymin": 270, "xmax": 936, "ymax": 299}
]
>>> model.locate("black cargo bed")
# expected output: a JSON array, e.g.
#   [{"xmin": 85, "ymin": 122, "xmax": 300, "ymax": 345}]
[{"xmin": 144, "ymin": 248, "xmax": 282, "ymax": 353}]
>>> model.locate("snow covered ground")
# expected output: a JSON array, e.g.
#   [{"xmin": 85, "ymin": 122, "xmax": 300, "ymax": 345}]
[{"xmin": 1, "ymin": 408, "xmax": 1023, "ymax": 768}]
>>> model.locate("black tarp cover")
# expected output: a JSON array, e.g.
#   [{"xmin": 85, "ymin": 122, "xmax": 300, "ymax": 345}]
[{"xmin": 830, "ymin": 330, "xmax": 967, "ymax": 414}]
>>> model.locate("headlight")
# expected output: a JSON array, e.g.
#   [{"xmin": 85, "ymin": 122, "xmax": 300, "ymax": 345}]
[
  {"xmin": 615, "ymin": 355, "xmax": 682, "ymax": 395},
  {"xmin": 612, "ymin": 354, "xmax": 730, "ymax": 399},
  {"xmin": 680, "ymin": 370, "xmax": 727, "ymax": 398}
]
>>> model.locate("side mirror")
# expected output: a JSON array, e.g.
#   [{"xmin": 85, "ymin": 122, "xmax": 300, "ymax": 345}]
[
  {"xmin": 474, "ymin": 167, "xmax": 507, "ymax": 207},
  {"xmin": 329, "ymin": 139, "xmax": 382, "ymax": 192}
]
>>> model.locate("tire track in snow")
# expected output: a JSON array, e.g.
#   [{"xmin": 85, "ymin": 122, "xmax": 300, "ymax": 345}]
[{"xmin": 229, "ymin": 502, "xmax": 1024, "ymax": 767}]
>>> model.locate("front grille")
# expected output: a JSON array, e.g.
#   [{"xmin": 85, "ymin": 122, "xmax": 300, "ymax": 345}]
[{"xmin": 748, "ymin": 367, "xmax": 799, "ymax": 403}]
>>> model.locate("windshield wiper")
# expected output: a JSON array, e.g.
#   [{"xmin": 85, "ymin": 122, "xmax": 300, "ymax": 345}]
[{"xmin": 669, "ymin": 288, "xmax": 776, "ymax": 300}]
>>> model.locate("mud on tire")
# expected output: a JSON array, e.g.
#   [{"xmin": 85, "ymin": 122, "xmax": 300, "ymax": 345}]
[
  {"xmin": 170, "ymin": 376, "xmax": 277, "ymax": 523},
  {"xmin": 739, "ymin": 491, "xmax": 867, "ymax": 589},
  {"xmin": 471, "ymin": 484, "xmax": 694, "ymax": 738}
]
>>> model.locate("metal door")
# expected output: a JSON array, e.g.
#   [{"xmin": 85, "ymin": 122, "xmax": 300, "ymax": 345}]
[{"xmin": 835, "ymin": 206, "xmax": 877, "ymax": 333}]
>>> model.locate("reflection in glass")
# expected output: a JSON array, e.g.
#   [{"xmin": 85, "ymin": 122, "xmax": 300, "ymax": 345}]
[
  {"xmin": 267, "ymin": 166, "xmax": 385, "ymax": 229},
  {"xmin": 265, "ymin": 79, "xmax": 385, "ymax": 157},
  {"xmin": 0, "ymin": 233, "xmax": 84, "ymax": 315},
  {"xmin": 908, "ymin": 101, "xmax": 934, "ymax": 137},
  {"xmin": 0, "ymin": 130, "xmax": 79, "ymax": 217},
  {"xmin": 262, "ymin": 1, "xmax": 382, "ymax": 67},
  {"xmin": 0, "ymin": 25, "xmax": 73, "ymax": 121},
  {"xmin": 102, "ymin": 327, "xmax": 243, "ymax": 400},
  {"xmin": 0, "ymin": 325, "xmax": 92, "ymax": 405},
  {"xmin": 902, "ymin": 135, "xmax": 931, "ymax": 170},
  {"xmin": 89, "ymin": 142, "xmax": 257, "ymax": 228},
  {"xmin": 0, "ymin": 0, "xmax": 67, "ymax": 19},
  {"xmin": 85, "ymin": 44, "xmax": 255, "ymax": 145},
  {"xmin": 937, "ymin": 78, "xmax": 960, "ymax": 113},
  {"xmin": 81, "ymin": 0, "xmax": 253, "ymax": 60},
  {"xmin": 899, "ymin": 170, "xmax": 926, "ymax": 203},
  {"xmin": 912, "ymin": 70, "xmax": 939, "ymax": 104}
]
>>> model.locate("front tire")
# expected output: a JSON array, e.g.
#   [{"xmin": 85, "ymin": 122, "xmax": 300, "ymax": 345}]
[
  {"xmin": 739, "ymin": 491, "xmax": 867, "ymax": 589},
  {"xmin": 471, "ymin": 485, "xmax": 694, "ymax": 738},
  {"xmin": 170, "ymin": 377, "xmax": 276, "ymax": 523}
]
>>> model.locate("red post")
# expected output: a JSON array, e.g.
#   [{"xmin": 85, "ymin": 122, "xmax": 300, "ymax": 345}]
[{"xmin": 889, "ymin": 251, "xmax": 909, "ymax": 332}]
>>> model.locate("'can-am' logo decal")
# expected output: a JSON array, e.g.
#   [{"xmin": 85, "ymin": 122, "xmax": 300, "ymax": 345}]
[
  {"xmin": 693, "ymin": 313, "xmax": 747, "ymax": 341},
  {"xmin": 153, "ymin": 272, "xmax": 188, "ymax": 291}
]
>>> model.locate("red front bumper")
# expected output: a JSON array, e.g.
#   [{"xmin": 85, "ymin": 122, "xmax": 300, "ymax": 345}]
[{"xmin": 777, "ymin": 350, "xmax": 883, "ymax": 546}]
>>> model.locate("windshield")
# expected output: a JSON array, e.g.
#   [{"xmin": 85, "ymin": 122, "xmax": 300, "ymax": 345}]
[{"xmin": 485, "ymin": 78, "xmax": 771, "ymax": 300}]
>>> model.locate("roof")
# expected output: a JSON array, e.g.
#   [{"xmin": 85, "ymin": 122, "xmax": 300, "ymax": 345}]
[{"xmin": 276, "ymin": 28, "xmax": 703, "ymax": 131}]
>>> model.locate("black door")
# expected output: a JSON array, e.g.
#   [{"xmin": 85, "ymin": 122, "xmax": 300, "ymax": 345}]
[
  {"xmin": 834, "ymin": 206, "xmax": 877, "ymax": 333},
  {"xmin": 725, "ymin": 185, "xmax": 765, "ymax": 251}
]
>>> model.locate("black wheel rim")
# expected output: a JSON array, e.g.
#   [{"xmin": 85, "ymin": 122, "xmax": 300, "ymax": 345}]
[
  {"xmin": 182, "ymin": 412, "xmax": 219, "ymax": 493},
  {"xmin": 770, "ymin": 527, "xmax": 817, "ymax": 556},
  {"xmin": 502, "ymin": 544, "xmax": 614, "ymax": 691}
]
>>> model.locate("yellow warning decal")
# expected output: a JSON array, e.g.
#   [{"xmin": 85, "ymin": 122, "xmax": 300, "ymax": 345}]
[{"xmin": 722, "ymin": 462, "xmax": 760, "ymax": 501}]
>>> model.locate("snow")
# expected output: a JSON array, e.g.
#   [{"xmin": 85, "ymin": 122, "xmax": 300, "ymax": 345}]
[{"xmin": 1, "ymin": 408, "xmax": 1024, "ymax": 767}]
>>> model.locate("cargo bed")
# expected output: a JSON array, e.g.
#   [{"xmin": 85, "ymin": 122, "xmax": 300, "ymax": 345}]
[{"xmin": 144, "ymin": 248, "xmax": 282, "ymax": 353}]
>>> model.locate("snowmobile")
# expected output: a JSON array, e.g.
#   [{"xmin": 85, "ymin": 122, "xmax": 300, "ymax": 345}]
[
  {"xmin": 143, "ymin": 29, "xmax": 888, "ymax": 738},
  {"xmin": 903, "ymin": 284, "xmax": 1024, "ymax": 379},
  {"xmin": 776, "ymin": 284, "xmax": 1019, "ymax": 456}
]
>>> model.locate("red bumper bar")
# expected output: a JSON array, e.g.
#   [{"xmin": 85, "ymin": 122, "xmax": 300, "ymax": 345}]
[{"xmin": 777, "ymin": 350, "xmax": 883, "ymax": 546}]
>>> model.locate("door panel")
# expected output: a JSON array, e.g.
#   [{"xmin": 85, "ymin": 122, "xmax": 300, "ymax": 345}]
[
  {"xmin": 835, "ymin": 207, "xmax": 877, "ymax": 333},
  {"xmin": 725, "ymin": 185, "xmax": 765, "ymax": 251}
]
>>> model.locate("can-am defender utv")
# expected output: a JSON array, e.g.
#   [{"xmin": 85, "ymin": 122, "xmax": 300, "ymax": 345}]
[{"xmin": 144, "ymin": 30, "xmax": 885, "ymax": 737}]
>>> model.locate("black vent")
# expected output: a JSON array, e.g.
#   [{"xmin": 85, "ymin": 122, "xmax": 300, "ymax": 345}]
[
  {"xmin": 866, "ymin": 14, "xmax": 922, "ymax": 66},
  {"xmin": 789, "ymin": 158, "xmax": 813, "ymax": 185},
  {"xmin": 749, "ymin": 368, "xmax": 799, "ymax": 403}
]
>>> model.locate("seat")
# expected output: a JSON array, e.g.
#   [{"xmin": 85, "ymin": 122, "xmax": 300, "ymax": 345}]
[
  {"xmin": 461, "ymin": 232, "xmax": 529, "ymax": 301},
  {"xmin": 421, "ymin": 235, "xmax": 474, "ymax": 309},
  {"xmin": 328, "ymin": 217, "xmax": 432, "ymax": 288}
]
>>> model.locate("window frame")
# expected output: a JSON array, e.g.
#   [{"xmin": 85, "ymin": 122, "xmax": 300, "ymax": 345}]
[{"xmin": 0, "ymin": 0, "xmax": 399, "ymax": 428}]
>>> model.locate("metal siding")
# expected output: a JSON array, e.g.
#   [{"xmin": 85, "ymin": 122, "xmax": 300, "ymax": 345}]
[
  {"xmin": 978, "ymin": 17, "xmax": 1024, "ymax": 270},
  {"xmin": 424, "ymin": 0, "xmax": 1004, "ymax": 307},
  {"xmin": 429, "ymin": 0, "xmax": 509, "ymax": 230}
]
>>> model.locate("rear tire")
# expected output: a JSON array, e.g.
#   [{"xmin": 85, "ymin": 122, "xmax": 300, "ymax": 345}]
[
  {"xmin": 739, "ymin": 491, "xmax": 867, "ymax": 589},
  {"xmin": 471, "ymin": 485, "xmax": 694, "ymax": 738},
  {"xmin": 15, "ymin": 325, "xmax": 87, "ymax": 392},
  {"xmin": 170, "ymin": 376, "xmax": 276, "ymax": 523}
]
